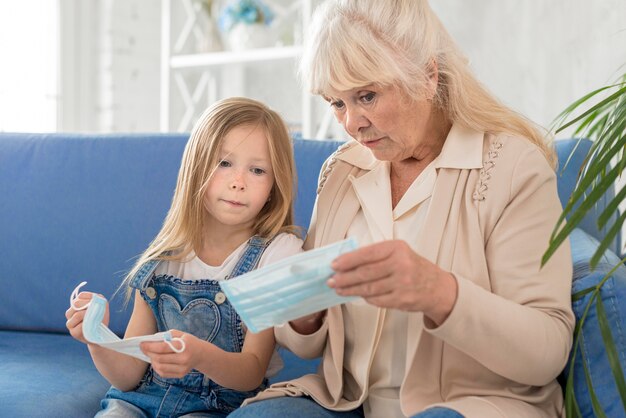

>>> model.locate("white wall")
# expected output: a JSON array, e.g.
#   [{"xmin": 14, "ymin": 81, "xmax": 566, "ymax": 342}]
[
  {"xmin": 95, "ymin": 0, "xmax": 161, "ymax": 132},
  {"xmin": 81, "ymin": 1, "xmax": 625, "ymax": 136},
  {"xmin": 430, "ymin": 0, "xmax": 626, "ymax": 133}
]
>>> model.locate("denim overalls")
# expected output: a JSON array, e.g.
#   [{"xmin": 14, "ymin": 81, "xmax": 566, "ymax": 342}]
[{"xmin": 97, "ymin": 236, "xmax": 271, "ymax": 418}]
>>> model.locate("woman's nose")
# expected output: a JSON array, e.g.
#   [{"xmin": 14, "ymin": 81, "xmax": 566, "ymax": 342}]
[{"xmin": 343, "ymin": 107, "xmax": 370, "ymax": 137}]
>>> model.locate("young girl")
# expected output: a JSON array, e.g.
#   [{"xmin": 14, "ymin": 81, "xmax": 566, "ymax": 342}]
[{"xmin": 65, "ymin": 97, "xmax": 303, "ymax": 417}]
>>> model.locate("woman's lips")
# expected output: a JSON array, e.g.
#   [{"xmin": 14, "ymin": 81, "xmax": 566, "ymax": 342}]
[{"xmin": 361, "ymin": 137, "xmax": 382, "ymax": 148}]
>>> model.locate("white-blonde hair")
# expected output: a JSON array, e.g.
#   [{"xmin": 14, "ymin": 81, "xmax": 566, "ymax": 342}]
[
  {"xmin": 300, "ymin": 0, "xmax": 555, "ymax": 166},
  {"xmin": 120, "ymin": 97, "xmax": 298, "ymax": 301}
]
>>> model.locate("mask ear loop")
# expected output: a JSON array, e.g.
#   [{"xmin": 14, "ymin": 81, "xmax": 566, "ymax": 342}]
[
  {"xmin": 70, "ymin": 281, "xmax": 91, "ymax": 311},
  {"xmin": 165, "ymin": 336, "xmax": 186, "ymax": 353}
]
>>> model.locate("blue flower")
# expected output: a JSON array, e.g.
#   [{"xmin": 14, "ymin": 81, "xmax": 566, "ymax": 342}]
[{"xmin": 218, "ymin": 0, "xmax": 275, "ymax": 33}]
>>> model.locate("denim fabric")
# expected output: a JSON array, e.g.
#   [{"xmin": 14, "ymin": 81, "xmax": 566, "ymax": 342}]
[
  {"xmin": 98, "ymin": 237, "xmax": 271, "ymax": 417},
  {"xmin": 227, "ymin": 397, "xmax": 463, "ymax": 418},
  {"xmin": 562, "ymin": 228, "xmax": 626, "ymax": 418},
  {"xmin": 410, "ymin": 407, "xmax": 464, "ymax": 417},
  {"xmin": 227, "ymin": 397, "xmax": 364, "ymax": 418}
]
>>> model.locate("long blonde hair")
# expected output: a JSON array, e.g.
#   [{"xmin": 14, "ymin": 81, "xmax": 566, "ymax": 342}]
[
  {"xmin": 300, "ymin": 0, "xmax": 556, "ymax": 167},
  {"xmin": 121, "ymin": 97, "xmax": 297, "ymax": 300}
]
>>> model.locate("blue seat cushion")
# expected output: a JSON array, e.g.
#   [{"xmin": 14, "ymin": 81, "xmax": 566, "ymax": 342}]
[
  {"xmin": 0, "ymin": 330, "xmax": 110, "ymax": 417},
  {"xmin": 0, "ymin": 331, "xmax": 320, "ymax": 417},
  {"xmin": 563, "ymin": 228, "xmax": 626, "ymax": 417}
]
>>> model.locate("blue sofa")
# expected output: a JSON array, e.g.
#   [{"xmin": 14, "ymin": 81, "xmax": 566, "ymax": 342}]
[{"xmin": 0, "ymin": 133, "xmax": 624, "ymax": 417}]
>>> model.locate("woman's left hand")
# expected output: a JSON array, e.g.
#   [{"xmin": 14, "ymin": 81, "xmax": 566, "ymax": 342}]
[
  {"xmin": 140, "ymin": 330, "xmax": 199, "ymax": 378},
  {"xmin": 328, "ymin": 240, "xmax": 458, "ymax": 325}
]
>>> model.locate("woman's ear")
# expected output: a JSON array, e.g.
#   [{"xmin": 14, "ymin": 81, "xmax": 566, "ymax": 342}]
[{"xmin": 426, "ymin": 59, "xmax": 439, "ymax": 100}]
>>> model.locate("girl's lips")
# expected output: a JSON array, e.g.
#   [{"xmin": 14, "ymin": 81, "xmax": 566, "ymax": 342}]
[{"xmin": 222, "ymin": 199, "xmax": 245, "ymax": 207}]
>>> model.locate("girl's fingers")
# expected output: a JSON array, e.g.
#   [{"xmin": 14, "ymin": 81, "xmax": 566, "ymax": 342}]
[{"xmin": 141, "ymin": 341, "xmax": 179, "ymax": 356}]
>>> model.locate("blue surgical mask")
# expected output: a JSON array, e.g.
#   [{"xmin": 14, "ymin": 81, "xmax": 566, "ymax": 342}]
[
  {"xmin": 220, "ymin": 237, "xmax": 359, "ymax": 333},
  {"xmin": 70, "ymin": 283, "xmax": 185, "ymax": 362}
]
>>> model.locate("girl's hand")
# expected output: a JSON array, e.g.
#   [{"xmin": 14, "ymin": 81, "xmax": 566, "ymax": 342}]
[
  {"xmin": 328, "ymin": 240, "xmax": 458, "ymax": 326},
  {"xmin": 141, "ymin": 330, "xmax": 201, "ymax": 378},
  {"xmin": 64, "ymin": 292, "xmax": 110, "ymax": 344}
]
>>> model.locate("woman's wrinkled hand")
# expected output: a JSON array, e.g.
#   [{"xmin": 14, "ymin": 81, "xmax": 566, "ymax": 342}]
[{"xmin": 328, "ymin": 240, "xmax": 458, "ymax": 325}]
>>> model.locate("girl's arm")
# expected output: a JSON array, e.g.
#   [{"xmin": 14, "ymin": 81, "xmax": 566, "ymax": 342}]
[
  {"xmin": 142, "ymin": 326, "xmax": 275, "ymax": 392},
  {"xmin": 88, "ymin": 291, "xmax": 157, "ymax": 391}
]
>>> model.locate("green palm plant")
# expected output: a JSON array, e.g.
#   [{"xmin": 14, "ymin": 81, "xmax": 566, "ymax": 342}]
[{"xmin": 542, "ymin": 71, "xmax": 626, "ymax": 417}]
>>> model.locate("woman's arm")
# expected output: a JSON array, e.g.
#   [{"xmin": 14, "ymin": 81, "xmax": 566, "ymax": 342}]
[{"xmin": 425, "ymin": 144, "xmax": 574, "ymax": 386}]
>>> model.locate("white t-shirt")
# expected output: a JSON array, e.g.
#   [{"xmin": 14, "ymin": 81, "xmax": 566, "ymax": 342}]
[
  {"xmin": 155, "ymin": 232, "xmax": 304, "ymax": 280},
  {"xmin": 154, "ymin": 232, "xmax": 304, "ymax": 378}
]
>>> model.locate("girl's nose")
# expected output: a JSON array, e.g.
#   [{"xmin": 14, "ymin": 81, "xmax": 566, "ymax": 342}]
[{"xmin": 230, "ymin": 174, "xmax": 245, "ymax": 191}]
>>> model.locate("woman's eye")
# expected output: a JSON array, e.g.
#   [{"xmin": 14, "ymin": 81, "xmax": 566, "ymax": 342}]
[
  {"xmin": 218, "ymin": 160, "xmax": 231, "ymax": 168},
  {"xmin": 330, "ymin": 100, "xmax": 345, "ymax": 110},
  {"xmin": 360, "ymin": 92, "xmax": 375, "ymax": 103},
  {"xmin": 251, "ymin": 167, "xmax": 266, "ymax": 175}
]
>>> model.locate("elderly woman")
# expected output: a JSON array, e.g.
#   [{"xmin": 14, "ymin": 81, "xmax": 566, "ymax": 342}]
[{"xmin": 229, "ymin": 0, "xmax": 573, "ymax": 417}]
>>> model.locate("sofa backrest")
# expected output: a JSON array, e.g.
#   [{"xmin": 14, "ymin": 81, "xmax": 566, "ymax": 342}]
[
  {"xmin": 555, "ymin": 138, "xmax": 621, "ymax": 257},
  {"xmin": 0, "ymin": 133, "xmax": 341, "ymax": 334},
  {"xmin": 0, "ymin": 133, "xmax": 615, "ymax": 335}
]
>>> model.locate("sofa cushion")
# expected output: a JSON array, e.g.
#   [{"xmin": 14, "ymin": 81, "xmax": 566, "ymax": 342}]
[
  {"xmin": 563, "ymin": 227, "xmax": 626, "ymax": 417},
  {"xmin": 555, "ymin": 138, "xmax": 621, "ymax": 257},
  {"xmin": 0, "ymin": 331, "xmax": 110, "ymax": 417},
  {"xmin": 0, "ymin": 331, "xmax": 318, "ymax": 418},
  {"xmin": 0, "ymin": 133, "xmax": 189, "ymax": 335}
]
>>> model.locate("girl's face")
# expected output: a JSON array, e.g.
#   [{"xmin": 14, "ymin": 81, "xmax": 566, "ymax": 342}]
[{"xmin": 203, "ymin": 124, "xmax": 274, "ymax": 233}]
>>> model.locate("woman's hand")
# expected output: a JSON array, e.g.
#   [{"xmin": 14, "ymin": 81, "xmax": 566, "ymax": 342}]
[
  {"xmin": 140, "ymin": 330, "xmax": 200, "ymax": 378},
  {"xmin": 65, "ymin": 291, "xmax": 109, "ymax": 344},
  {"xmin": 328, "ymin": 240, "xmax": 458, "ymax": 326}
]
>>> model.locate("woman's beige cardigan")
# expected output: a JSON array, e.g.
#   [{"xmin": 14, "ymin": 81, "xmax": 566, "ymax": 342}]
[{"xmin": 246, "ymin": 125, "xmax": 574, "ymax": 417}]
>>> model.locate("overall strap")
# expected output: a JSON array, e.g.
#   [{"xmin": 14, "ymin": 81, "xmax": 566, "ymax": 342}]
[
  {"xmin": 129, "ymin": 258, "xmax": 163, "ymax": 290},
  {"xmin": 228, "ymin": 235, "xmax": 274, "ymax": 279}
]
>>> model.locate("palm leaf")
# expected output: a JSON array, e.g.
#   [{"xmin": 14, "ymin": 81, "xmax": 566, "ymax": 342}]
[
  {"xmin": 582, "ymin": 346, "xmax": 608, "ymax": 418},
  {"xmin": 596, "ymin": 295, "xmax": 626, "ymax": 410},
  {"xmin": 554, "ymin": 84, "xmax": 626, "ymax": 135},
  {"xmin": 545, "ymin": 72, "xmax": 626, "ymax": 416},
  {"xmin": 590, "ymin": 211, "xmax": 626, "ymax": 268},
  {"xmin": 564, "ymin": 260, "xmax": 626, "ymax": 416},
  {"xmin": 542, "ymin": 73, "xmax": 626, "ymax": 268}
]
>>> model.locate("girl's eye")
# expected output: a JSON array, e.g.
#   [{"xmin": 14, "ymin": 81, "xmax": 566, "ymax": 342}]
[
  {"xmin": 360, "ymin": 92, "xmax": 375, "ymax": 103},
  {"xmin": 251, "ymin": 167, "xmax": 266, "ymax": 175},
  {"xmin": 218, "ymin": 160, "xmax": 231, "ymax": 168}
]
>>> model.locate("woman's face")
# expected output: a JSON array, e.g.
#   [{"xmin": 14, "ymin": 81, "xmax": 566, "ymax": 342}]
[{"xmin": 324, "ymin": 84, "xmax": 435, "ymax": 162}]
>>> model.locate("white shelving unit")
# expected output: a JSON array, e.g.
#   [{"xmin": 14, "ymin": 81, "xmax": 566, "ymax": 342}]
[{"xmin": 160, "ymin": 0, "xmax": 315, "ymax": 137}]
